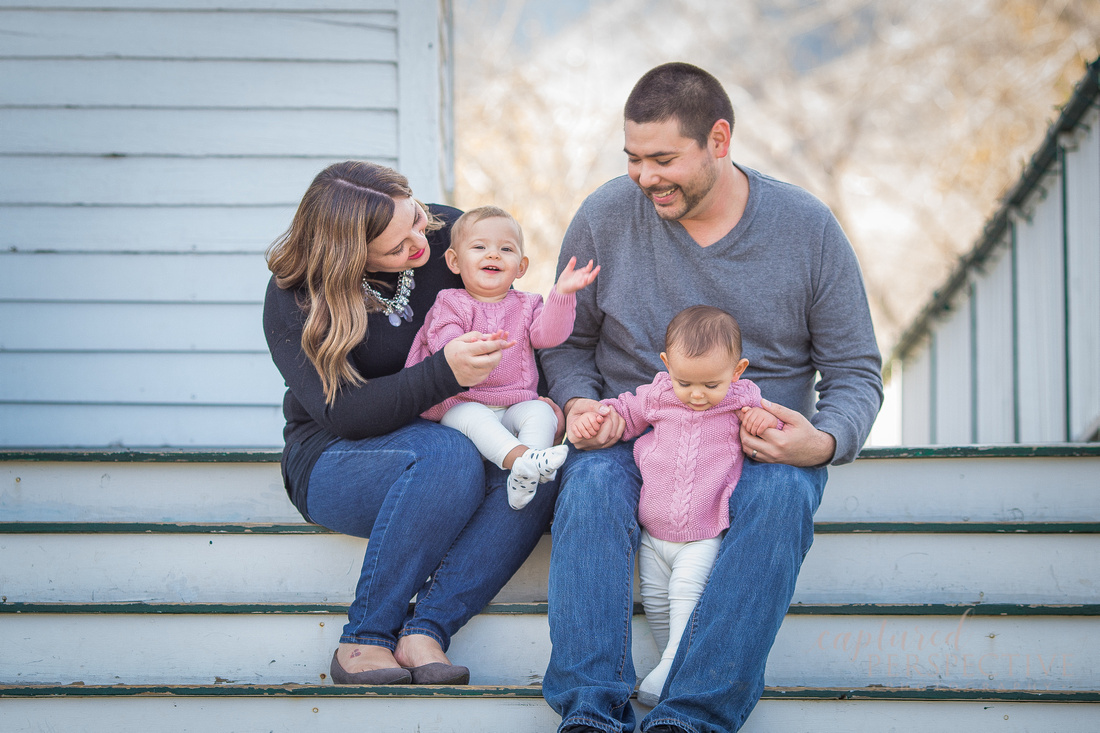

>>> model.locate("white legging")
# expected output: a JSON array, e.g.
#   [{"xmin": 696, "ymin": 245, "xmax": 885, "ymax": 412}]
[
  {"xmin": 638, "ymin": 530, "xmax": 722, "ymax": 664},
  {"xmin": 439, "ymin": 399, "xmax": 558, "ymax": 469}
]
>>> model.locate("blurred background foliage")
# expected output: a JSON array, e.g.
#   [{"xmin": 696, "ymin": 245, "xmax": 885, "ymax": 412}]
[{"xmin": 453, "ymin": 0, "xmax": 1100, "ymax": 353}]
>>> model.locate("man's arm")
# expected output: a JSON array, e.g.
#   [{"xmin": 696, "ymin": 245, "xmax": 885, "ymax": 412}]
[
  {"xmin": 540, "ymin": 208, "xmax": 605, "ymax": 410},
  {"xmin": 806, "ymin": 216, "xmax": 884, "ymax": 464},
  {"xmin": 741, "ymin": 216, "xmax": 883, "ymax": 466},
  {"xmin": 540, "ymin": 207, "xmax": 632, "ymax": 450}
]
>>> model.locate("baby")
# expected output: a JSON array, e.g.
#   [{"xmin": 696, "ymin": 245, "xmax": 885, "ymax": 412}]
[
  {"xmin": 570, "ymin": 305, "xmax": 781, "ymax": 707},
  {"xmin": 406, "ymin": 206, "xmax": 598, "ymax": 509}
]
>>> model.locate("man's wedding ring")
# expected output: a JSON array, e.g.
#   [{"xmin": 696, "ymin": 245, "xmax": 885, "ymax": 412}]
[{"xmin": 752, "ymin": 449, "xmax": 758, "ymax": 459}]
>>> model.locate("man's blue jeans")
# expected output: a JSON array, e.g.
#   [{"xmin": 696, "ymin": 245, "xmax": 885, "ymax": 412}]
[
  {"xmin": 307, "ymin": 419, "xmax": 557, "ymax": 651},
  {"xmin": 543, "ymin": 440, "xmax": 826, "ymax": 733}
]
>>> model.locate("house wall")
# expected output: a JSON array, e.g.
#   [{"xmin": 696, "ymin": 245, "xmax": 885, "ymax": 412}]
[
  {"xmin": 900, "ymin": 337, "xmax": 931, "ymax": 445},
  {"xmin": 1065, "ymin": 111, "xmax": 1100, "ymax": 441},
  {"xmin": 931, "ymin": 290, "xmax": 973, "ymax": 446},
  {"xmin": 972, "ymin": 238, "xmax": 1016, "ymax": 444},
  {"xmin": 898, "ymin": 102, "xmax": 1099, "ymax": 445},
  {"xmin": 0, "ymin": 0, "xmax": 452, "ymax": 447}
]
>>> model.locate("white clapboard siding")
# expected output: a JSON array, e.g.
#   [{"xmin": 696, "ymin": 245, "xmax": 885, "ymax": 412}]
[
  {"xmin": 3, "ymin": 611, "xmax": 1095, "ymax": 691},
  {"xmin": 1, "ymin": 158, "xmax": 384, "ymax": 206},
  {"xmin": 0, "ymin": 404, "xmax": 286, "ymax": 447},
  {"xmin": 1014, "ymin": 179, "xmax": 1067, "ymax": 443},
  {"xmin": 901, "ymin": 339, "xmax": 932, "ymax": 444},
  {"xmin": 1, "ymin": 698, "xmax": 1096, "ymax": 733},
  {"xmin": 0, "ymin": 303, "xmax": 268, "ymax": 352},
  {"xmin": 0, "ymin": 0, "xmax": 394, "ymax": 8},
  {"xmin": 973, "ymin": 240, "xmax": 1015, "ymax": 444},
  {"xmin": 0, "ymin": 460, "xmax": 295, "ymax": 523},
  {"xmin": 0, "ymin": 353, "xmax": 284, "ymax": 404},
  {"xmin": 0, "ymin": 207, "xmax": 296, "ymax": 253},
  {"xmin": 932, "ymin": 294, "xmax": 972, "ymax": 445},
  {"xmin": 1065, "ymin": 107, "xmax": 1100, "ymax": 441},
  {"xmin": 0, "ymin": 9, "xmax": 396, "ymax": 60},
  {"xmin": 2, "ymin": 0, "xmax": 450, "ymax": 447},
  {"xmin": 1, "ymin": 254, "xmax": 268, "ymax": 303},
  {"xmin": 1, "ymin": 109, "xmax": 398, "ymax": 158},
  {"xmin": 4, "ymin": 531, "xmax": 1096, "ymax": 606},
  {"xmin": 5, "ymin": 453, "xmax": 1098, "ymax": 525},
  {"xmin": 0, "ymin": 60, "xmax": 397, "ymax": 109}
]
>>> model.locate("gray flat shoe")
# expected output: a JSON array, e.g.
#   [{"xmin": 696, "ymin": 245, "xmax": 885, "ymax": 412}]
[
  {"xmin": 329, "ymin": 650, "xmax": 412, "ymax": 685},
  {"xmin": 405, "ymin": 661, "xmax": 470, "ymax": 685}
]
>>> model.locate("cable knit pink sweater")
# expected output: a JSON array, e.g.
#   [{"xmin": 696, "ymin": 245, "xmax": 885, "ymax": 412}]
[
  {"xmin": 406, "ymin": 288, "xmax": 577, "ymax": 422},
  {"xmin": 602, "ymin": 374, "xmax": 780, "ymax": 543}
]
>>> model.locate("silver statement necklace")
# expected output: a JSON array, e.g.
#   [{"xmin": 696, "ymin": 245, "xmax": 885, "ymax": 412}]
[{"xmin": 362, "ymin": 269, "xmax": 416, "ymax": 327}]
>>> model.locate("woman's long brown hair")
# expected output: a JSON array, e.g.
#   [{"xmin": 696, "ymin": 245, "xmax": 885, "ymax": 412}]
[{"xmin": 266, "ymin": 161, "xmax": 418, "ymax": 404}]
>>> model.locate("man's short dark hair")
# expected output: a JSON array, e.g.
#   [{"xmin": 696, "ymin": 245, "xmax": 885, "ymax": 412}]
[{"xmin": 624, "ymin": 62, "xmax": 735, "ymax": 147}]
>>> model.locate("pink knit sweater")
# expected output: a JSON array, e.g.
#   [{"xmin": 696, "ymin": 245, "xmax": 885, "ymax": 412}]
[
  {"xmin": 406, "ymin": 288, "xmax": 577, "ymax": 421},
  {"xmin": 602, "ymin": 374, "xmax": 780, "ymax": 543}
]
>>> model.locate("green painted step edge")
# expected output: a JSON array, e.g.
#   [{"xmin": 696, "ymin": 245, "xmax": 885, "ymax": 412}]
[
  {"xmin": 0, "ymin": 523, "xmax": 332, "ymax": 535},
  {"xmin": 3, "ymin": 445, "xmax": 1099, "ymax": 463},
  {"xmin": 3, "ymin": 602, "xmax": 1097, "ymax": 617},
  {"xmin": 814, "ymin": 522, "xmax": 1100, "ymax": 534},
  {"xmin": 0, "ymin": 449, "xmax": 282, "ymax": 463},
  {"xmin": 0, "ymin": 684, "xmax": 1097, "ymax": 703},
  {"xmin": 3, "ymin": 521, "xmax": 1098, "ymax": 535}
]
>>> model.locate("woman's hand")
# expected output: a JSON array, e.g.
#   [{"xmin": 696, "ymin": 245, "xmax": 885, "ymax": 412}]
[
  {"xmin": 444, "ymin": 331, "xmax": 514, "ymax": 387},
  {"xmin": 554, "ymin": 256, "xmax": 600, "ymax": 296}
]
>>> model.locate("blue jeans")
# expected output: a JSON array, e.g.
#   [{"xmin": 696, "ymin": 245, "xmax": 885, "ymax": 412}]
[
  {"xmin": 543, "ymin": 441, "xmax": 826, "ymax": 733},
  {"xmin": 307, "ymin": 419, "xmax": 557, "ymax": 651}
]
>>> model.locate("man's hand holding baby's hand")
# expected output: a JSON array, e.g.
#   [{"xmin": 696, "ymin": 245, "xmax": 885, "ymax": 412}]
[
  {"xmin": 740, "ymin": 399, "xmax": 836, "ymax": 467},
  {"xmin": 569, "ymin": 409, "xmax": 606, "ymax": 441},
  {"xmin": 565, "ymin": 399, "xmax": 624, "ymax": 449},
  {"xmin": 740, "ymin": 406, "xmax": 779, "ymax": 437},
  {"xmin": 554, "ymin": 256, "xmax": 600, "ymax": 296}
]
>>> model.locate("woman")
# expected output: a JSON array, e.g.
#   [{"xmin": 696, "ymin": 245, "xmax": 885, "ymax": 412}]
[{"xmin": 263, "ymin": 161, "xmax": 559, "ymax": 685}]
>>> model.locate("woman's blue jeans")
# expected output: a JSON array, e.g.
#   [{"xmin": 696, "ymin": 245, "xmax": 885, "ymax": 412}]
[
  {"xmin": 306, "ymin": 419, "xmax": 557, "ymax": 651},
  {"xmin": 543, "ymin": 440, "xmax": 826, "ymax": 733}
]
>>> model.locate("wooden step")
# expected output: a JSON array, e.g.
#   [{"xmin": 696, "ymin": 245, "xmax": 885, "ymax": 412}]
[
  {"xmin": 2, "ymin": 525, "xmax": 1097, "ymax": 606},
  {"xmin": 4, "ymin": 447, "xmax": 1098, "ymax": 730},
  {"xmin": 4, "ymin": 446, "xmax": 1099, "ymax": 524},
  {"xmin": 1, "ymin": 686, "xmax": 1098, "ymax": 733},
  {"xmin": 3, "ymin": 603, "xmax": 1096, "ymax": 691}
]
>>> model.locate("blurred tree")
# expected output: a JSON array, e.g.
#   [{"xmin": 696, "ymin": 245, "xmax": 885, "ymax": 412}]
[{"xmin": 454, "ymin": 0, "xmax": 1100, "ymax": 350}]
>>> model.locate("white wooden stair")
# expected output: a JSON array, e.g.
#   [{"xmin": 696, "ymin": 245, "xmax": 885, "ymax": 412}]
[{"xmin": 2, "ymin": 447, "xmax": 1098, "ymax": 731}]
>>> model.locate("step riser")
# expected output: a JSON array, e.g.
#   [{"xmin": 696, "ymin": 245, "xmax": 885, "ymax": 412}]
[
  {"xmin": 1, "ymin": 698, "xmax": 1097, "ymax": 733},
  {"xmin": 4, "ymin": 613, "xmax": 1095, "ymax": 691},
  {"xmin": 0, "ymin": 535, "xmax": 554, "ymax": 605},
  {"xmin": 5, "ymin": 456, "xmax": 1098, "ymax": 524},
  {"xmin": 3, "ymin": 533, "xmax": 1096, "ymax": 605}
]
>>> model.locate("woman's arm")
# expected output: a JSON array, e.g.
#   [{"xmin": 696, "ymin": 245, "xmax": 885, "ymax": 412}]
[{"xmin": 266, "ymin": 303, "xmax": 463, "ymax": 440}]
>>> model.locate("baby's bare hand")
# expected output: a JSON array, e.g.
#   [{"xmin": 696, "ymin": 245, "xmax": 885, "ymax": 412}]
[
  {"xmin": 554, "ymin": 256, "xmax": 600, "ymax": 296},
  {"xmin": 568, "ymin": 411, "xmax": 605, "ymax": 441},
  {"xmin": 740, "ymin": 406, "xmax": 778, "ymax": 437}
]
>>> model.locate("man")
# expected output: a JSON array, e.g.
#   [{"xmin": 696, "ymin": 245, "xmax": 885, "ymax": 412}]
[{"xmin": 539, "ymin": 63, "xmax": 883, "ymax": 733}]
